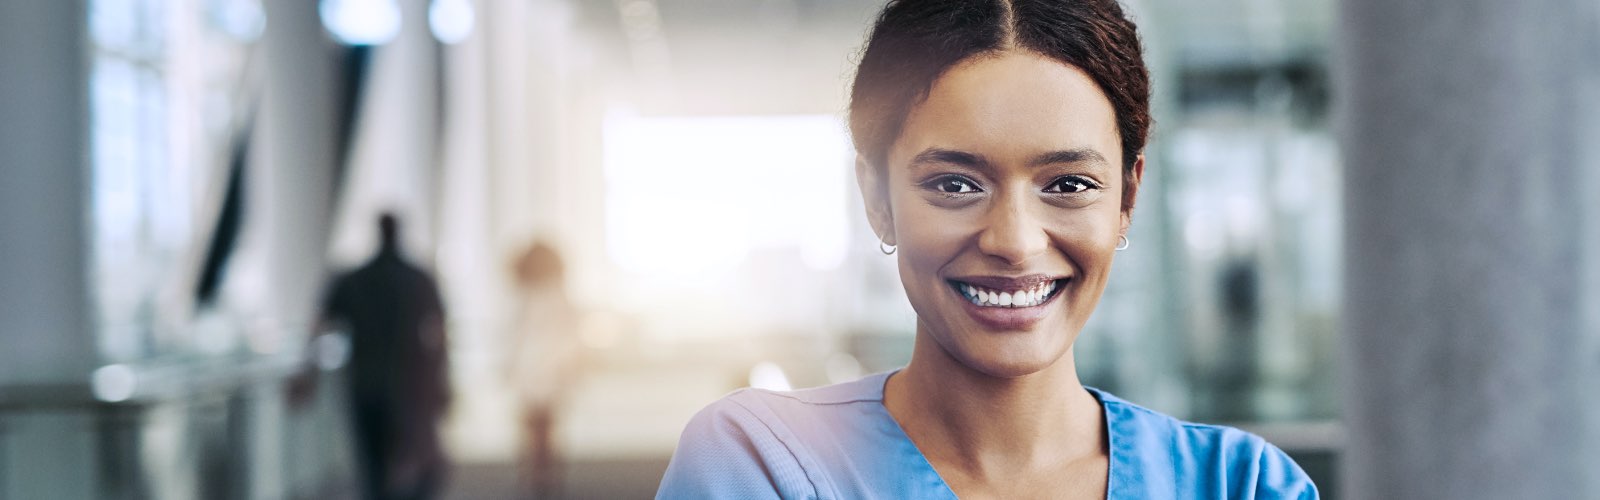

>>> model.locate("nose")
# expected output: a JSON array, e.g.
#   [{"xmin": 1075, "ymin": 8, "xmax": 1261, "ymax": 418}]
[{"xmin": 976, "ymin": 193, "xmax": 1050, "ymax": 266}]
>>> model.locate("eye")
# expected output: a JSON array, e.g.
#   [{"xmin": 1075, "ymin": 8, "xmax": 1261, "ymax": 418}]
[
  {"xmin": 1046, "ymin": 176, "xmax": 1100, "ymax": 194},
  {"xmin": 928, "ymin": 175, "xmax": 981, "ymax": 194}
]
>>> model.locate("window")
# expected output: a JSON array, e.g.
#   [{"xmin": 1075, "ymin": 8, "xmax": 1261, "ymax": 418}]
[{"xmin": 601, "ymin": 114, "xmax": 854, "ymax": 338}]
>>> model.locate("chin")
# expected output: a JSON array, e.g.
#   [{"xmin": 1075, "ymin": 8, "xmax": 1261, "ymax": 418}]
[
  {"xmin": 960, "ymin": 357, "xmax": 1054, "ymax": 379},
  {"xmin": 935, "ymin": 326, "xmax": 1073, "ymax": 379}
]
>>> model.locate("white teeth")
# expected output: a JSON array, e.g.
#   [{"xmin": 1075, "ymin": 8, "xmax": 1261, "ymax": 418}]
[{"xmin": 958, "ymin": 280, "xmax": 1061, "ymax": 308}]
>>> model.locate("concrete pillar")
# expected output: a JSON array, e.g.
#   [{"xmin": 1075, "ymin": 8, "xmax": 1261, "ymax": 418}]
[
  {"xmin": 249, "ymin": 0, "xmax": 346, "ymax": 335},
  {"xmin": 1338, "ymin": 0, "xmax": 1600, "ymax": 497},
  {"xmin": 0, "ymin": 0, "xmax": 94, "ymax": 385},
  {"xmin": 0, "ymin": 3, "xmax": 103, "ymax": 499}
]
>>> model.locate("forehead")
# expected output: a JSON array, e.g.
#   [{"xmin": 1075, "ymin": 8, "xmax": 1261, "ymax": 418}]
[{"xmin": 894, "ymin": 51, "xmax": 1121, "ymax": 166}]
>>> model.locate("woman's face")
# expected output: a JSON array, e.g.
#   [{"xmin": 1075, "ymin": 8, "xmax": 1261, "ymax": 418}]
[{"xmin": 860, "ymin": 50, "xmax": 1142, "ymax": 378}]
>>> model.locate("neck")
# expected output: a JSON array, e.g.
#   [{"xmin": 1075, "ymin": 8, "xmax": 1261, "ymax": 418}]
[{"xmin": 885, "ymin": 326, "xmax": 1106, "ymax": 477}]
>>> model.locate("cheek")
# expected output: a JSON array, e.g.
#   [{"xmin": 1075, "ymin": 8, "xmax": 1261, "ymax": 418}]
[
  {"xmin": 890, "ymin": 198, "xmax": 977, "ymax": 272},
  {"xmin": 1049, "ymin": 208, "xmax": 1124, "ymax": 276},
  {"xmin": 887, "ymin": 199, "xmax": 978, "ymax": 321}
]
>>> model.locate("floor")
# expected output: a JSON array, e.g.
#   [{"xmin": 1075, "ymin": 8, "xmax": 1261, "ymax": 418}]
[{"xmin": 441, "ymin": 458, "xmax": 671, "ymax": 500}]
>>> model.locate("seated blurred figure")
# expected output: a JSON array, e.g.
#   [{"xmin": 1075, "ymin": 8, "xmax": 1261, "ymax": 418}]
[
  {"xmin": 507, "ymin": 241, "xmax": 583, "ymax": 499},
  {"xmin": 320, "ymin": 213, "xmax": 453, "ymax": 500}
]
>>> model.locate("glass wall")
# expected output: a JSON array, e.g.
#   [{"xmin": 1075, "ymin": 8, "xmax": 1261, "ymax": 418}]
[{"xmin": 89, "ymin": 0, "xmax": 262, "ymax": 362}]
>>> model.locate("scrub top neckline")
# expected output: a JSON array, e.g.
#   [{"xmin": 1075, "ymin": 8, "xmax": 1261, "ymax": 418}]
[{"xmin": 866, "ymin": 369, "xmax": 1119, "ymax": 500}]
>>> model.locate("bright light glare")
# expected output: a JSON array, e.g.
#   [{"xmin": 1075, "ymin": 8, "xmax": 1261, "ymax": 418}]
[
  {"xmin": 603, "ymin": 114, "xmax": 852, "ymax": 280},
  {"xmin": 91, "ymin": 364, "xmax": 138, "ymax": 402},
  {"xmin": 314, "ymin": 333, "xmax": 352, "ymax": 371},
  {"xmin": 319, "ymin": 0, "xmax": 402, "ymax": 46},
  {"xmin": 216, "ymin": 0, "xmax": 266, "ymax": 41},
  {"xmin": 825, "ymin": 352, "xmax": 864, "ymax": 384},
  {"xmin": 748, "ymin": 361, "xmax": 793, "ymax": 391},
  {"xmin": 428, "ymin": 0, "xmax": 474, "ymax": 44}
]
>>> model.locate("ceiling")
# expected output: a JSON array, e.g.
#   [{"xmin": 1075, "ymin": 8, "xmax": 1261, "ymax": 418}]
[{"xmin": 565, "ymin": 0, "xmax": 1334, "ymax": 115}]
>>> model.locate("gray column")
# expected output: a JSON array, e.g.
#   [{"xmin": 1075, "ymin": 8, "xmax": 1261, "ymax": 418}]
[
  {"xmin": 254, "ymin": 0, "xmax": 346, "ymax": 332},
  {"xmin": 0, "ymin": 2, "xmax": 101, "ymax": 499},
  {"xmin": 1338, "ymin": 1, "xmax": 1600, "ymax": 498},
  {"xmin": 0, "ymin": 0, "xmax": 94, "ymax": 385}
]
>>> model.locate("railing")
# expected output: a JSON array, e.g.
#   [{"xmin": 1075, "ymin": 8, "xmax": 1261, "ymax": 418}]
[{"xmin": 0, "ymin": 351, "xmax": 358, "ymax": 500}]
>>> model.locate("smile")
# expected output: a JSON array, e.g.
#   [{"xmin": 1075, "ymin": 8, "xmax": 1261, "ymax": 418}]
[{"xmin": 948, "ymin": 278, "xmax": 1065, "ymax": 308}]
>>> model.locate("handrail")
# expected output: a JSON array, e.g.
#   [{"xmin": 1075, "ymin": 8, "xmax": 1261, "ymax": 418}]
[{"xmin": 0, "ymin": 351, "xmax": 310, "ymax": 412}]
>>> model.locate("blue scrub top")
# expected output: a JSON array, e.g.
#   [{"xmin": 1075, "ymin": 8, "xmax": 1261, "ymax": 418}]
[{"xmin": 657, "ymin": 370, "xmax": 1317, "ymax": 499}]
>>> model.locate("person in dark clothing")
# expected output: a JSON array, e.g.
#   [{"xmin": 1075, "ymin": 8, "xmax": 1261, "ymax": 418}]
[{"xmin": 319, "ymin": 213, "xmax": 452, "ymax": 500}]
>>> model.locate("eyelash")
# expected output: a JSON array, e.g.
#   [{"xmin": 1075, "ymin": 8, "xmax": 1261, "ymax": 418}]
[
  {"xmin": 1046, "ymin": 175, "xmax": 1103, "ymax": 194},
  {"xmin": 920, "ymin": 174, "xmax": 1103, "ymax": 197},
  {"xmin": 924, "ymin": 175, "xmax": 982, "ymax": 195}
]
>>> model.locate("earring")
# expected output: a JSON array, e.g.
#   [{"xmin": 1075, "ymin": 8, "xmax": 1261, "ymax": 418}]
[
  {"xmin": 879, "ymin": 241, "xmax": 897, "ymax": 255},
  {"xmin": 1116, "ymin": 234, "xmax": 1130, "ymax": 251}
]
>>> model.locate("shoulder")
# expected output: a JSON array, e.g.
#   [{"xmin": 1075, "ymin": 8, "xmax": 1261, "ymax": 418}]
[
  {"xmin": 699, "ymin": 372, "xmax": 892, "ymax": 430},
  {"xmin": 657, "ymin": 389, "xmax": 816, "ymax": 499},
  {"xmin": 657, "ymin": 374, "xmax": 894, "ymax": 500},
  {"xmin": 1093, "ymin": 389, "xmax": 1319, "ymax": 499}
]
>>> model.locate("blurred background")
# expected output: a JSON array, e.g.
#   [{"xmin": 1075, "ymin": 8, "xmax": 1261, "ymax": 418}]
[{"xmin": 2, "ymin": 0, "xmax": 1595, "ymax": 499}]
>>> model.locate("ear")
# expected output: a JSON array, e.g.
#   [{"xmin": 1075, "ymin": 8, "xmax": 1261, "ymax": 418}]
[
  {"xmin": 1120, "ymin": 153, "xmax": 1146, "ymax": 235},
  {"xmin": 855, "ymin": 155, "xmax": 896, "ymax": 246}
]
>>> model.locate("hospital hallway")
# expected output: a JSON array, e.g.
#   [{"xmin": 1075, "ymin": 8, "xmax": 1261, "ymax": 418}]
[{"xmin": 5, "ymin": 0, "xmax": 1598, "ymax": 498}]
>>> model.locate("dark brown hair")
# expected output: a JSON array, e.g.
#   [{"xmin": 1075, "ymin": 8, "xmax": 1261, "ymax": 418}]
[{"xmin": 848, "ymin": 0, "xmax": 1150, "ymax": 208}]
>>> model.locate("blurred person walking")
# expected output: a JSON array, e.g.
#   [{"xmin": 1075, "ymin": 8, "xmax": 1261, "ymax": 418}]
[
  {"xmin": 320, "ymin": 213, "xmax": 453, "ymax": 500},
  {"xmin": 506, "ymin": 241, "xmax": 584, "ymax": 499}
]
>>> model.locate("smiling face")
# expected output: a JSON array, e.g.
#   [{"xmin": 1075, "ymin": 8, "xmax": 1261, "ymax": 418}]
[{"xmin": 859, "ymin": 50, "xmax": 1143, "ymax": 378}]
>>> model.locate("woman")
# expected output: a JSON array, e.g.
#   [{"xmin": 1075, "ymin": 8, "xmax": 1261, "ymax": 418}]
[
  {"xmin": 507, "ymin": 241, "xmax": 584, "ymax": 498},
  {"xmin": 658, "ymin": 0, "xmax": 1317, "ymax": 498}
]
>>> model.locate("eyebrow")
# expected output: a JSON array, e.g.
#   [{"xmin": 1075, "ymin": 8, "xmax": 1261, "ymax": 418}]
[
  {"xmin": 910, "ymin": 148, "xmax": 990, "ymax": 170},
  {"xmin": 908, "ymin": 147, "xmax": 1111, "ymax": 171},
  {"xmin": 1030, "ymin": 148, "xmax": 1110, "ymax": 169}
]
